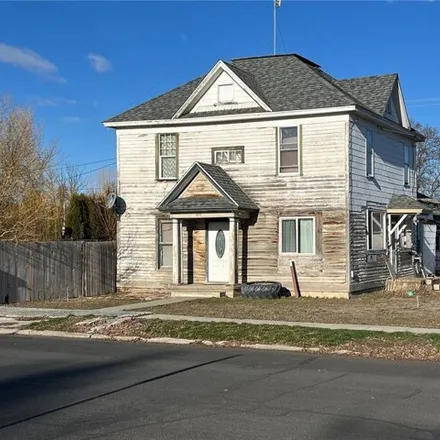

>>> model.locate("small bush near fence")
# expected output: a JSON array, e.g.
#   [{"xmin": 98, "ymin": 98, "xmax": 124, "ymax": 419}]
[{"xmin": 0, "ymin": 241, "xmax": 116, "ymax": 304}]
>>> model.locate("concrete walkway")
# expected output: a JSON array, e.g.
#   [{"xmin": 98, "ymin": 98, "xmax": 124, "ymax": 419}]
[
  {"xmin": 144, "ymin": 313, "xmax": 440, "ymax": 335},
  {"xmin": 0, "ymin": 297, "xmax": 195, "ymax": 319}
]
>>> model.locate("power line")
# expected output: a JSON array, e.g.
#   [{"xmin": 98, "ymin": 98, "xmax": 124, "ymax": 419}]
[
  {"xmin": 54, "ymin": 157, "xmax": 116, "ymax": 172},
  {"xmin": 75, "ymin": 162, "xmax": 116, "ymax": 178}
]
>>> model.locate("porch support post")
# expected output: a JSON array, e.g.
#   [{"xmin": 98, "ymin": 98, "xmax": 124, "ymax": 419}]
[
  {"xmin": 229, "ymin": 217, "xmax": 237, "ymax": 285},
  {"xmin": 172, "ymin": 218, "xmax": 181, "ymax": 284}
]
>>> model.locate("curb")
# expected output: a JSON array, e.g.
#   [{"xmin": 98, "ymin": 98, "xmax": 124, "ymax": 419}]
[{"xmin": 5, "ymin": 328, "xmax": 332, "ymax": 354}]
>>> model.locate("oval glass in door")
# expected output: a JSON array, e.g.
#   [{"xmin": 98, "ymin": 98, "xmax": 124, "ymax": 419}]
[{"xmin": 215, "ymin": 230, "xmax": 225, "ymax": 258}]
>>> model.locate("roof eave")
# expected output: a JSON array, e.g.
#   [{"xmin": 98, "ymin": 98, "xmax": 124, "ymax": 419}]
[{"xmin": 102, "ymin": 105, "xmax": 357, "ymax": 128}]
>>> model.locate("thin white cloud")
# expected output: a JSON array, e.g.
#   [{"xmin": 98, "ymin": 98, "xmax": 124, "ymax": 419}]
[
  {"xmin": 33, "ymin": 96, "xmax": 77, "ymax": 106},
  {"xmin": 59, "ymin": 116, "xmax": 81, "ymax": 123},
  {"xmin": 407, "ymin": 97, "xmax": 440, "ymax": 108},
  {"xmin": 0, "ymin": 42, "xmax": 65, "ymax": 82},
  {"xmin": 87, "ymin": 53, "xmax": 111, "ymax": 73}
]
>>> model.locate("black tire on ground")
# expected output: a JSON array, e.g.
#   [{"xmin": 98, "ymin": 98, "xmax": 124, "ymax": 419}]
[{"xmin": 241, "ymin": 282, "xmax": 282, "ymax": 299}]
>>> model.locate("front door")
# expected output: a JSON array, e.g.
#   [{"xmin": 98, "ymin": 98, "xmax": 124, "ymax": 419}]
[{"xmin": 207, "ymin": 221, "xmax": 229, "ymax": 282}]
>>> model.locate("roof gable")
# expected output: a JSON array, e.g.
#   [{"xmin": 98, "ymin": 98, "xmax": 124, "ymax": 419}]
[
  {"xmin": 157, "ymin": 162, "xmax": 258, "ymax": 213},
  {"xmin": 173, "ymin": 60, "xmax": 271, "ymax": 119}
]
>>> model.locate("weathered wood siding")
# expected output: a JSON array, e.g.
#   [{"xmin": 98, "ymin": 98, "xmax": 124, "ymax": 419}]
[
  {"xmin": 117, "ymin": 114, "xmax": 350, "ymax": 296},
  {"xmin": 0, "ymin": 241, "xmax": 116, "ymax": 304},
  {"xmin": 180, "ymin": 173, "xmax": 221, "ymax": 199},
  {"xmin": 349, "ymin": 117, "xmax": 417, "ymax": 291},
  {"xmin": 190, "ymin": 71, "xmax": 260, "ymax": 114}
]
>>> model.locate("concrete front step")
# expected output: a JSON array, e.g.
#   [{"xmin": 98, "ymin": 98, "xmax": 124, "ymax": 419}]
[{"xmin": 170, "ymin": 284, "xmax": 240, "ymax": 298}]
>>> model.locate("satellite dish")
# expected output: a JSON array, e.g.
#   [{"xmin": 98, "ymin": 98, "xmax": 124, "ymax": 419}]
[{"xmin": 105, "ymin": 193, "xmax": 117, "ymax": 210}]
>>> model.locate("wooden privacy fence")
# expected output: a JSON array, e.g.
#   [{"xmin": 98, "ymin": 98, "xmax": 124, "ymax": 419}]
[{"xmin": 0, "ymin": 241, "xmax": 116, "ymax": 304}]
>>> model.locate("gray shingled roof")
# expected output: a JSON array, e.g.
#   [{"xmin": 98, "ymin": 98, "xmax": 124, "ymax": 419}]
[
  {"xmin": 104, "ymin": 54, "xmax": 398, "ymax": 123},
  {"xmin": 157, "ymin": 162, "xmax": 258, "ymax": 213},
  {"xmin": 166, "ymin": 197, "xmax": 236, "ymax": 213},
  {"xmin": 336, "ymin": 74, "xmax": 397, "ymax": 116},
  {"xmin": 388, "ymin": 195, "xmax": 426, "ymax": 211}
]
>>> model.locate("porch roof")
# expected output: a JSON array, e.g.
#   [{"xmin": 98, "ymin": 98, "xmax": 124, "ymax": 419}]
[
  {"xmin": 157, "ymin": 162, "xmax": 259, "ymax": 214},
  {"xmin": 387, "ymin": 194, "xmax": 426, "ymax": 214}
]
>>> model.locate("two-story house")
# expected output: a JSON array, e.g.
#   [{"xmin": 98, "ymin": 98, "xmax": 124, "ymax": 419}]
[{"xmin": 103, "ymin": 53, "xmax": 425, "ymax": 298}]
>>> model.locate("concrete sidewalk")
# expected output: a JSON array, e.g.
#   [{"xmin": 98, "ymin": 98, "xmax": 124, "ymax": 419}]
[{"xmin": 0, "ymin": 297, "xmax": 195, "ymax": 319}]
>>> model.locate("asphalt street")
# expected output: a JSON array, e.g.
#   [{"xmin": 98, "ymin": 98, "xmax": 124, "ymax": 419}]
[{"xmin": 1, "ymin": 336, "xmax": 440, "ymax": 439}]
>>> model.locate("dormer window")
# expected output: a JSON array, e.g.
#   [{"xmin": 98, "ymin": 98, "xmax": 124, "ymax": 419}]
[{"xmin": 218, "ymin": 84, "xmax": 234, "ymax": 104}]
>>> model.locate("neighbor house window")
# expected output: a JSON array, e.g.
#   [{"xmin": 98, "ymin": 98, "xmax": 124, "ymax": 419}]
[
  {"xmin": 404, "ymin": 144, "xmax": 410, "ymax": 186},
  {"xmin": 367, "ymin": 211, "xmax": 385, "ymax": 250},
  {"xmin": 279, "ymin": 217, "xmax": 315, "ymax": 254},
  {"xmin": 218, "ymin": 84, "xmax": 234, "ymax": 104},
  {"xmin": 366, "ymin": 129, "xmax": 374, "ymax": 177},
  {"xmin": 158, "ymin": 220, "xmax": 173, "ymax": 268},
  {"xmin": 279, "ymin": 126, "xmax": 299, "ymax": 174},
  {"xmin": 212, "ymin": 146, "xmax": 244, "ymax": 165},
  {"xmin": 157, "ymin": 133, "xmax": 178, "ymax": 180}
]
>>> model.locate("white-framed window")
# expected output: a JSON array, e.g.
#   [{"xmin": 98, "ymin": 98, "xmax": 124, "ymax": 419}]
[
  {"xmin": 158, "ymin": 133, "xmax": 178, "ymax": 180},
  {"xmin": 278, "ymin": 126, "xmax": 299, "ymax": 174},
  {"xmin": 404, "ymin": 144, "xmax": 410, "ymax": 186},
  {"xmin": 279, "ymin": 217, "xmax": 315, "ymax": 254},
  {"xmin": 366, "ymin": 210, "xmax": 385, "ymax": 250},
  {"xmin": 212, "ymin": 146, "xmax": 244, "ymax": 165},
  {"xmin": 365, "ymin": 129, "xmax": 374, "ymax": 177},
  {"xmin": 218, "ymin": 84, "xmax": 234, "ymax": 104},
  {"xmin": 158, "ymin": 220, "xmax": 173, "ymax": 268}
]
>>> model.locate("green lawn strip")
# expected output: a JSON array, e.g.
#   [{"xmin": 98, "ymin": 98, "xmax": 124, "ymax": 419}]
[
  {"xmin": 24, "ymin": 316, "xmax": 440, "ymax": 351},
  {"xmin": 27, "ymin": 315, "xmax": 95, "ymax": 331}
]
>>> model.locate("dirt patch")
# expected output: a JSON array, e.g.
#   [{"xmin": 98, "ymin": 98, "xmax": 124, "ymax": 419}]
[
  {"xmin": 9, "ymin": 291, "xmax": 170, "ymax": 310},
  {"xmin": 150, "ymin": 290, "xmax": 440, "ymax": 329}
]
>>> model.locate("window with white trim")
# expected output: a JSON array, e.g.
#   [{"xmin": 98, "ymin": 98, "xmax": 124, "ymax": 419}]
[
  {"xmin": 279, "ymin": 126, "xmax": 299, "ymax": 174},
  {"xmin": 158, "ymin": 134, "xmax": 178, "ymax": 180},
  {"xmin": 366, "ymin": 129, "xmax": 374, "ymax": 177},
  {"xmin": 158, "ymin": 220, "xmax": 173, "ymax": 268},
  {"xmin": 280, "ymin": 217, "xmax": 315, "ymax": 254},
  {"xmin": 404, "ymin": 144, "xmax": 410, "ymax": 186},
  {"xmin": 367, "ymin": 211, "xmax": 385, "ymax": 250},
  {"xmin": 212, "ymin": 146, "xmax": 244, "ymax": 165},
  {"xmin": 218, "ymin": 84, "xmax": 234, "ymax": 104}
]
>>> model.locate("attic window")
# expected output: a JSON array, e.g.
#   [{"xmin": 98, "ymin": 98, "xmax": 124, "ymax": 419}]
[{"xmin": 218, "ymin": 84, "xmax": 234, "ymax": 104}]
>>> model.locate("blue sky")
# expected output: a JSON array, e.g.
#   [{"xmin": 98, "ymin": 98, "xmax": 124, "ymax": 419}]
[{"xmin": 0, "ymin": 1, "xmax": 439, "ymax": 179}]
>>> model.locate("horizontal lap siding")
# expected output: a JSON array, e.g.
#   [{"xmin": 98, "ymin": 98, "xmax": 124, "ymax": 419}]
[
  {"xmin": 117, "ymin": 115, "xmax": 349, "ymax": 293},
  {"xmin": 349, "ymin": 118, "xmax": 417, "ymax": 291}
]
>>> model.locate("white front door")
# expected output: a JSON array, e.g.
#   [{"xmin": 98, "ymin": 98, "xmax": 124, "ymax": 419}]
[{"xmin": 207, "ymin": 221, "xmax": 229, "ymax": 282}]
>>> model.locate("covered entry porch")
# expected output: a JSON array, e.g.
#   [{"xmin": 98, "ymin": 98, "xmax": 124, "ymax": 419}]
[{"xmin": 157, "ymin": 162, "xmax": 258, "ymax": 297}]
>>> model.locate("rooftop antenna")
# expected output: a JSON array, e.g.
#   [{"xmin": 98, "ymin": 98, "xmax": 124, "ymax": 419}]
[{"xmin": 274, "ymin": 0, "xmax": 281, "ymax": 55}]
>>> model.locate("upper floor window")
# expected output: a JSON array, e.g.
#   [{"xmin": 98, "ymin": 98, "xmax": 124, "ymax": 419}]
[
  {"xmin": 367, "ymin": 210, "xmax": 385, "ymax": 250},
  {"xmin": 279, "ymin": 216, "xmax": 315, "ymax": 254},
  {"xmin": 404, "ymin": 144, "xmax": 410, "ymax": 186},
  {"xmin": 365, "ymin": 129, "xmax": 374, "ymax": 177},
  {"xmin": 157, "ymin": 133, "xmax": 178, "ymax": 180},
  {"xmin": 218, "ymin": 84, "xmax": 234, "ymax": 104},
  {"xmin": 212, "ymin": 146, "xmax": 244, "ymax": 165},
  {"xmin": 279, "ymin": 126, "xmax": 299, "ymax": 174}
]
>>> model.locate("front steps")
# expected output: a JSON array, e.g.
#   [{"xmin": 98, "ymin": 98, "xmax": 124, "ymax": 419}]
[{"xmin": 171, "ymin": 284, "xmax": 241, "ymax": 298}]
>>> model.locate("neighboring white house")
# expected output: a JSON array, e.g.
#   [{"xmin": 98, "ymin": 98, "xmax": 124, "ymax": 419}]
[{"xmin": 104, "ymin": 53, "xmax": 427, "ymax": 298}]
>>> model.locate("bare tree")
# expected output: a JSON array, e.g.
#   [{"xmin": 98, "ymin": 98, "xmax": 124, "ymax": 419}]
[
  {"xmin": 0, "ymin": 96, "xmax": 62, "ymax": 241},
  {"xmin": 413, "ymin": 120, "xmax": 440, "ymax": 198}
]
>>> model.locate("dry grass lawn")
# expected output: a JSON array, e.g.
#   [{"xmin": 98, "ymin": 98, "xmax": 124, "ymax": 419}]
[
  {"xmin": 152, "ymin": 290, "xmax": 440, "ymax": 329},
  {"xmin": 9, "ymin": 292, "xmax": 169, "ymax": 310}
]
